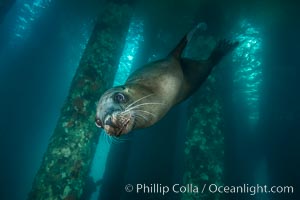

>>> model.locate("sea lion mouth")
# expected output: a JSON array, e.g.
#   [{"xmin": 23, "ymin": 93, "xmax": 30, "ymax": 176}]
[
  {"xmin": 103, "ymin": 111, "xmax": 133, "ymax": 137},
  {"xmin": 116, "ymin": 117, "xmax": 131, "ymax": 137}
]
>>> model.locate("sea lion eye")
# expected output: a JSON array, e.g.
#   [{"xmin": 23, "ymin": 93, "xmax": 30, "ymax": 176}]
[
  {"xmin": 114, "ymin": 93, "xmax": 126, "ymax": 103},
  {"xmin": 95, "ymin": 118, "xmax": 103, "ymax": 128}
]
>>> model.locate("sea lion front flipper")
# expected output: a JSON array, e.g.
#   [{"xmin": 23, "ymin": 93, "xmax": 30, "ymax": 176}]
[{"xmin": 169, "ymin": 22, "xmax": 207, "ymax": 59}]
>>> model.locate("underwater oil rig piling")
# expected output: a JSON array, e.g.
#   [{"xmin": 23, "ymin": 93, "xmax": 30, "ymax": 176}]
[{"xmin": 28, "ymin": 1, "xmax": 135, "ymax": 199}]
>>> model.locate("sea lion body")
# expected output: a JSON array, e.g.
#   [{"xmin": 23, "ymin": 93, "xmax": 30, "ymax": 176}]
[{"xmin": 95, "ymin": 24, "xmax": 238, "ymax": 136}]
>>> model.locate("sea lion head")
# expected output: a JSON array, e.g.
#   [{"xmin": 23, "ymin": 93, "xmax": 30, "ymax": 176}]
[{"xmin": 95, "ymin": 85, "xmax": 155, "ymax": 137}]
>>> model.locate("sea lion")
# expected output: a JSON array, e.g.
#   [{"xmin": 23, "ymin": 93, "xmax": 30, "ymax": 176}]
[{"xmin": 95, "ymin": 23, "xmax": 238, "ymax": 137}]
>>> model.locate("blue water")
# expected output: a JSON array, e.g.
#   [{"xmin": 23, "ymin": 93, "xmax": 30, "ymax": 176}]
[{"xmin": 0, "ymin": 1, "xmax": 299, "ymax": 200}]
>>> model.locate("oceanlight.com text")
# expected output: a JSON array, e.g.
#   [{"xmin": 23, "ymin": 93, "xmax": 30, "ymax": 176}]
[
  {"xmin": 124, "ymin": 183, "xmax": 294, "ymax": 196},
  {"xmin": 208, "ymin": 184, "xmax": 294, "ymax": 195}
]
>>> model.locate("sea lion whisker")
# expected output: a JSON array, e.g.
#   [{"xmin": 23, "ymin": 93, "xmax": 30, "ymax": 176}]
[
  {"xmin": 133, "ymin": 109, "xmax": 156, "ymax": 117},
  {"xmin": 133, "ymin": 113, "xmax": 149, "ymax": 122},
  {"xmin": 118, "ymin": 136, "xmax": 131, "ymax": 142},
  {"xmin": 103, "ymin": 132, "xmax": 112, "ymax": 145},
  {"xmin": 109, "ymin": 135, "xmax": 114, "ymax": 144},
  {"xmin": 111, "ymin": 136, "xmax": 121, "ymax": 144},
  {"xmin": 111, "ymin": 137, "xmax": 121, "ymax": 144},
  {"xmin": 105, "ymin": 132, "xmax": 121, "ymax": 144},
  {"xmin": 103, "ymin": 132, "xmax": 109, "ymax": 144},
  {"xmin": 134, "ymin": 117, "xmax": 144, "ymax": 124},
  {"xmin": 106, "ymin": 134, "xmax": 123, "ymax": 144},
  {"xmin": 119, "ymin": 115, "xmax": 126, "ymax": 121},
  {"xmin": 118, "ymin": 113, "xmax": 132, "ymax": 125},
  {"xmin": 111, "ymin": 135, "xmax": 130, "ymax": 143},
  {"xmin": 135, "ymin": 113, "xmax": 149, "ymax": 119},
  {"xmin": 125, "ymin": 102, "xmax": 165, "ymax": 112},
  {"xmin": 125, "ymin": 93, "xmax": 154, "ymax": 110}
]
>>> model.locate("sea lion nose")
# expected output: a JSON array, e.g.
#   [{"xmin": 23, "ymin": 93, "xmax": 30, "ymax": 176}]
[
  {"xmin": 104, "ymin": 116, "xmax": 119, "ymax": 129},
  {"xmin": 105, "ymin": 116, "xmax": 113, "ymax": 126}
]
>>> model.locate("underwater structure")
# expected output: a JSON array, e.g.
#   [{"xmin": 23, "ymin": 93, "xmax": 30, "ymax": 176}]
[
  {"xmin": 28, "ymin": 1, "xmax": 135, "ymax": 199},
  {"xmin": 0, "ymin": 0, "xmax": 15, "ymax": 23},
  {"xmin": 182, "ymin": 76, "xmax": 224, "ymax": 200},
  {"xmin": 181, "ymin": 36, "xmax": 225, "ymax": 200}
]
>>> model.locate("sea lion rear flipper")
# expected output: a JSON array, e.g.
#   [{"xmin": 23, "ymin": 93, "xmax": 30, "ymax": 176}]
[
  {"xmin": 182, "ymin": 39, "xmax": 239, "ymax": 85},
  {"xmin": 208, "ymin": 39, "xmax": 239, "ymax": 65},
  {"xmin": 169, "ymin": 22, "xmax": 207, "ymax": 59},
  {"xmin": 178, "ymin": 39, "xmax": 239, "ymax": 102}
]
